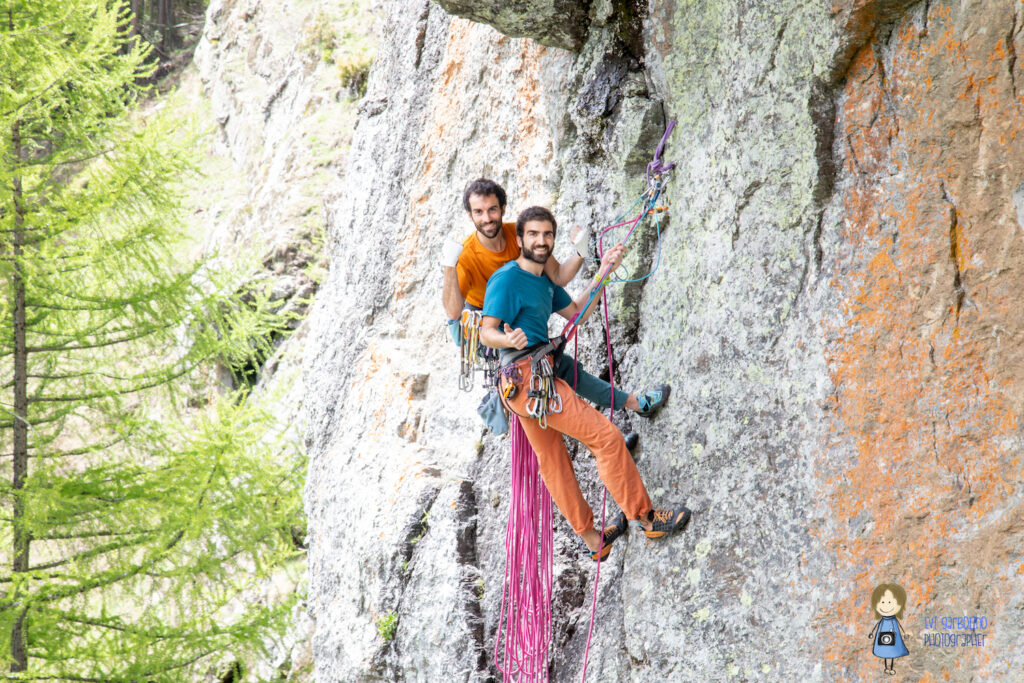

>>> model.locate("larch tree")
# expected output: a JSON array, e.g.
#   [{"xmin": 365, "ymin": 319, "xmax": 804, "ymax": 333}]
[{"xmin": 1, "ymin": 1, "xmax": 303, "ymax": 679}]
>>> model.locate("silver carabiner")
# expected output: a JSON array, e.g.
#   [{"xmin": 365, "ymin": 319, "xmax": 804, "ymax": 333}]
[{"xmin": 526, "ymin": 395, "xmax": 541, "ymax": 418}]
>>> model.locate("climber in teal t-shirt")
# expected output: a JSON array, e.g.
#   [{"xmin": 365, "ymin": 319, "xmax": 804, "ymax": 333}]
[
  {"xmin": 444, "ymin": 179, "xmax": 669, "ymax": 417},
  {"xmin": 482, "ymin": 260, "xmax": 571, "ymax": 361},
  {"xmin": 479, "ymin": 206, "xmax": 692, "ymax": 560}
]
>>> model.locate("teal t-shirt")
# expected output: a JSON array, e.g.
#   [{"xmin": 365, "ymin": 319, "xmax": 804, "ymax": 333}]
[{"xmin": 483, "ymin": 261, "xmax": 572, "ymax": 349}]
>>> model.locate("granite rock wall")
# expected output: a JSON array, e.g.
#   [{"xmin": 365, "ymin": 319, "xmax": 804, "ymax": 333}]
[{"xmin": 272, "ymin": 0, "xmax": 1023, "ymax": 680}]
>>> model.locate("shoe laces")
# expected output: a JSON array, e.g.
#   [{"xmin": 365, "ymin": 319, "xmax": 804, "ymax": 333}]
[{"xmin": 653, "ymin": 509, "xmax": 672, "ymax": 523}]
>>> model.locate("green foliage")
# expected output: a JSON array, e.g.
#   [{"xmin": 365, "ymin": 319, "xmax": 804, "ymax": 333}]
[
  {"xmin": 300, "ymin": 11, "xmax": 340, "ymax": 62},
  {"xmin": 0, "ymin": 1, "xmax": 304, "ymax": 678},
  {"xmin": 337, "ymin": 54, "xmax": 372, "ymax": 97},
  {"xmin": 299, "ymin": 4, "xmax": 376, "ymax": 96},
  {"xmin": 409, "ymin": 509, "xmax": 430, "ymax": 545},
  {"xmin": 376, "ymin": 611, "xmax": 398, "ymax": 642}
]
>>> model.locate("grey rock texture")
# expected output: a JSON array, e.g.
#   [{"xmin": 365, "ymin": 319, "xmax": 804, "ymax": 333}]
[
  {"xmin": 248, "ymin": 0, "xmax": 1024, "ymax": 681},
  {"xmin": 432, "ymin": 0, "xmax": 592, "ymax": 51}
]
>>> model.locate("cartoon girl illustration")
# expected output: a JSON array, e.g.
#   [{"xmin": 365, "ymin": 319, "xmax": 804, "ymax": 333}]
[{"xmin": 868, "ymin": 583, "xmax": 911, "ymax": 675}]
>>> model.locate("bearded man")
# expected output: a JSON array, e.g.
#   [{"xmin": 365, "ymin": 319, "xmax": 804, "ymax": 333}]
[
  {"xmin": 479, "ymin": 206, "xmax": 691, "ymax": 559},
  {"xmin": 441, "ymin": 179, "xmax": 669, "ymax": 417}
]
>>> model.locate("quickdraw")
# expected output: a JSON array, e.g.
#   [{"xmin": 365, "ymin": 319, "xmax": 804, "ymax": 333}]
[
  {"xmin": 524, "ymin": 356, "xmax": 561, "ymax": 429},
  {"xmin": 458, "ymin": 309, "xmax": 498, "ymax": 392}
]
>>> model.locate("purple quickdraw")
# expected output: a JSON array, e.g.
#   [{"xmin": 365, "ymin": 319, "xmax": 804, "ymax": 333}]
[{"xmin": 646, "ymin": 119, "xmax": 677, "ymax": 187}]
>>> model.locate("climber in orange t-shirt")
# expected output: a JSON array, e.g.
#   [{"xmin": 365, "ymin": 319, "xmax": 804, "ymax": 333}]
[
  {"xmin": 440, "ymin": 178, "xmax": 671, "ymax": 418},
  {"xmin": 441, "ymin": 178, "xmax": 582, "ymax": 314}
]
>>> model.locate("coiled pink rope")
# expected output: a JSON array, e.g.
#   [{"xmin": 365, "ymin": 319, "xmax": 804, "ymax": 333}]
[{"xmin": 494, "ymin": 414, "xmax": 554, "ymax": 681}]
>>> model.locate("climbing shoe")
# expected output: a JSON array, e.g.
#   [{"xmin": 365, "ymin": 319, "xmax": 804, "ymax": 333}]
[
  {"xmin": 624, "ymin": 432, "xmax": 639, "ymax": 453},
  {"xmin": 635, "ymin": 384, "xmax": 670, "ymax": 418},
  {"xmin": 589, "ymin": 511, "xmax": 628, "ymax": 561},
  {"xmin": 638, "ymin": 505, "xmax": 691, "ymax": 539}
]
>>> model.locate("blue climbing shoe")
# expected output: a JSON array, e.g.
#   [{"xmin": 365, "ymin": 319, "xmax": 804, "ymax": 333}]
[
  {"xmin": 635, "ymin": 384, "xmax": 670, "ymax": 418},
  {"xmin": 589, "ymin": 511, "xmax": 628, "ymax": 561},
  {"xmin": 638, "ymin": 505, "xmax": 691, "ymax": 539}
]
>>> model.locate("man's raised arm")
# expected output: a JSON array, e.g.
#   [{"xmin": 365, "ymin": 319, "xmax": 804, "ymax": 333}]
[
  {"xmin": 555, "ymin": 243, "xmax": 624, "ymax": 328},
  {"xmin": 441, "ymin": 238, "xmax": 465, "ymax": 321},
  {"xmin": 543, "ymin": 224, "xmax": 589, "ymax": 286}
]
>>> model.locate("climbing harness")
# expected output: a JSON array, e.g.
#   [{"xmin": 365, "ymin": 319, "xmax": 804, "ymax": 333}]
[
  {"xmin": 458, "ymin": 308, "xmax": 499, "ymax": 391},
  {"xmin": 495, "ymin": 120, "xmax": 677, "ymax": 683},
  {"xmin": 497, "ymin": 342, "xmax": 565, "ymax": 429}
]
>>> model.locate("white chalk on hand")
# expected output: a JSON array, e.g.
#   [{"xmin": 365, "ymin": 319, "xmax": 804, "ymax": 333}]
[
  {"xmin": 572, "ymin": 225, "xmax": 591, "ymax": 258},
  {"xmin": 441, "ymin": 238, "xmax": 464, "ymax": 267}
]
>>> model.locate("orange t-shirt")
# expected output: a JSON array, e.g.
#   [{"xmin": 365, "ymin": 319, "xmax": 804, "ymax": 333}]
[{"xmin": 457, "ymin": 221, "xmax": 519, "ymax": 308}]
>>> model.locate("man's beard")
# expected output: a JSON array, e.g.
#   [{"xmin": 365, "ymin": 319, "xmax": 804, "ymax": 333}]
[
  {"xmin": 522, "ymin": 243, "xmax": 550, "ymax": 264},
  {"xmin": 475, "ymin": 219, "xmax": 502, "ymax": 239}
]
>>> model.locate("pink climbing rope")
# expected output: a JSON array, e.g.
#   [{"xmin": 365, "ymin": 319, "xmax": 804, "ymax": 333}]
[
  {"xmin": 494, "ymin": 414, "xmax": 554, "ymax": 682},
  {"xmin": 578, "ymin": 233, "xmax": 621, "ymax": 682},
  {"xmin": 496, "ymin": 120, "xmax": 677, "ymax": 681}
]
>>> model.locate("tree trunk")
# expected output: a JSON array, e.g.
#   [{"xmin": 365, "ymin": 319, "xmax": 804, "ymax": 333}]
[
  {"xmin": 158, "ymin": 0, "xmax": 175, "ymax": 53},
  {"xmin": 9, "ymin": 121, "xmax": 30, "ymax": 674},
  {"xmin": 130, "ymin": 0, "xmax": 142, "ymax": 39}
]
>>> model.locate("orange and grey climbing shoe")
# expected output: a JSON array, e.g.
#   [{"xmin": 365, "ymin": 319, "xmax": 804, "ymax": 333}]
[
  {"xmin": 638, "ymin": 505, "xmax": 691, "ymax": 539},
  {"xmin": 589, "ymin": 511, "xmax": 628, "ymax": 561}
]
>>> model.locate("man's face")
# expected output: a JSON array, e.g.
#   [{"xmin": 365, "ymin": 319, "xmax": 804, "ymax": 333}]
[
  {"xmin": 467, "ymin": 193, "xmax": 504, "ymax": 239},
  {"xmin": 518, "ymin": 219, "xmax": 555, "ymax": 264}
]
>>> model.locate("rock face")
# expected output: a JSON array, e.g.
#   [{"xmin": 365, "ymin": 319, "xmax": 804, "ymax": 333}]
[
  {"xmin": 253, "ymin": 0, "xmax": 1024, "ymax": 680},
  {"xmin": 432, "ymin": 0, "xmax": 592, "ymax": 50}
]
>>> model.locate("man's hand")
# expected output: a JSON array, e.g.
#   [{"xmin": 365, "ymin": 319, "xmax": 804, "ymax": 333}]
[
  {"xmin": 441, "ymin": 237, "xmax": 463, "ymax": 268},
  {"xmin": 571, "ymin": 224, "xmax": 591, "ymax": 257},
  {"xmin": 598, "ymin": 243, "xmax": 625, "ymax": 278},
  {"xmin": 503, "ymin": 323, "xmax": 528, "ymax": 350}
]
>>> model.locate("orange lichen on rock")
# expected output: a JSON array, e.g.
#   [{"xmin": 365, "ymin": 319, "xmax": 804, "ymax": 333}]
[
  {"xmin": 823, "ymin": 1, "xmax": 1024, "ymax": 678},
  {"xmin": 393, "ymin": 19, "xmax": 552, "ymax": 303},
  {"xmin": 390, "ymin": 19, "xmax": 477, "ymax": 301}
]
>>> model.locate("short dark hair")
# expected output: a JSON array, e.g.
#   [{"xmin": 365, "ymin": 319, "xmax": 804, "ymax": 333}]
[
  {"xmin": 515, "ymin": 206, "xmax": 557, "ymax": 239},
  {"xmin": 462, "ymin": 178, "xmax": 507, "ymax": 212}
]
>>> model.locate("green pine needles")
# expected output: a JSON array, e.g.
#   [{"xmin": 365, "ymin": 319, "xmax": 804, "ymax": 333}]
[{"xmin": 1, "ymin": 1, "xmax": 305, "ymax": 679}]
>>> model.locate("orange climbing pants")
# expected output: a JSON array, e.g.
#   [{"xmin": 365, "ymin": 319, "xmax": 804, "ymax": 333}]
[{"xmin": 500, "ymin": 356, "xmax": 653, "ymax": 535}]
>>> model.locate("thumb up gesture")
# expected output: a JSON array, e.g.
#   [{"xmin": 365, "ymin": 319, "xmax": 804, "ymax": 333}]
[{"xmin": 503, "ymin": 323, "xmax": 528, "ymax": 350}]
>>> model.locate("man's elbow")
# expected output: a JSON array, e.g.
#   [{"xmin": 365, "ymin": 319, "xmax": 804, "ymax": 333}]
[{"xmin": 442, "ymin": 299, "xmax": 462, "ymax": 321}]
